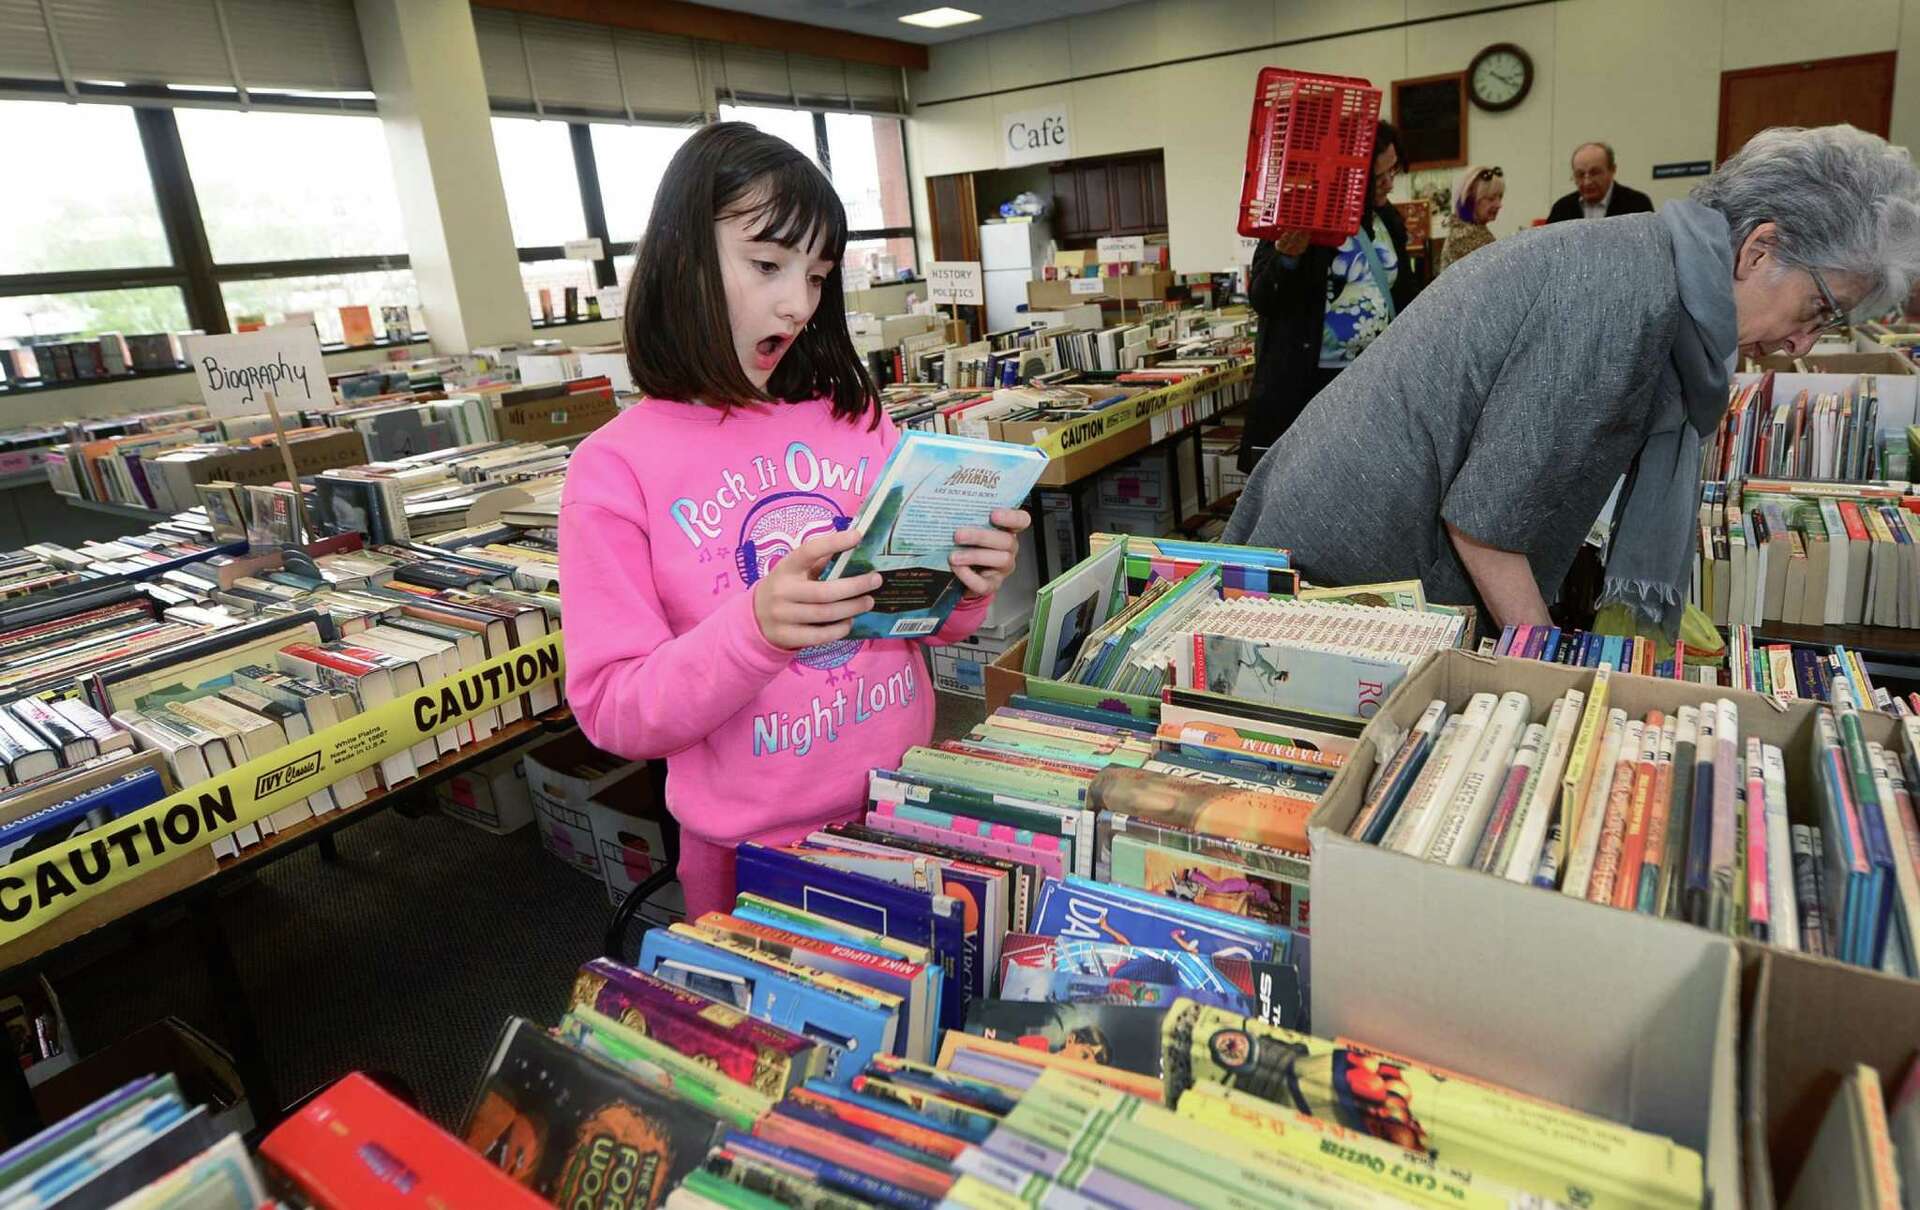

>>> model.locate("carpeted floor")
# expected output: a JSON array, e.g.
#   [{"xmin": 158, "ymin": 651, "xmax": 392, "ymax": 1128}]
[{"xmin": 47, "ymin": 690, "xmax": 988, "ymax": 1130}]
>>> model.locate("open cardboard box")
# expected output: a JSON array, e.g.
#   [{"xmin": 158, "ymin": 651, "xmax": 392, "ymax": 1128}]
[
  {"xmin": 982, "ymin": 637, "xmax": 1159, "ymax": 720},
  {"xmin": 1740, "ymin": 943, "xmax": 1920, "ymax": 1207},
  {"xmin": 1303, "ymin": 650, "xmax": 1900, "ymax": 1206}
]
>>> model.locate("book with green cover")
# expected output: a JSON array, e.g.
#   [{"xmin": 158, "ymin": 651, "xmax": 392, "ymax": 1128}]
[{"xmin": 1160, "ymin": 1000, "xmax": 1703, "ymax": 1210}]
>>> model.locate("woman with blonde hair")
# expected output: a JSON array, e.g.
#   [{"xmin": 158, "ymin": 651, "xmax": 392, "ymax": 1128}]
[{"xmin": 1437, "ymin": 165, "xmax": 1504, "ymax": 273}]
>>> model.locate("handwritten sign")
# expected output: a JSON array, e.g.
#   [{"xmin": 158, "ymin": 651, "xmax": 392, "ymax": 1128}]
[
  {"xmin": 1069, "ymin": 277, "xmax": 1105, "ymax": 296},
  {"xmin": 563, "ymin": 237, "xmax": 606, "ymax": 261},
  {"xmin": 927, "ymin": 261, "xmax": 984, "ymax": 307},
  {"xmin": 183, "ymin": 325, "xmax": 332, "ymax": 420},
  {"xmin": 1097, "ymin": 236, "xmax": 1146, "ymax": 263},
  {"xmin": 1000, "ymin": 104, "xmax": 1071, "ymax": 168}
]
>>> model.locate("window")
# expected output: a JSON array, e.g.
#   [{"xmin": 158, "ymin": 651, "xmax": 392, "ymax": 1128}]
[
  {"xmin": 218, "ymin": 270, "xmax": 419, "ymax": 344},
  {"xmin": 491, "ymin": 117, "xmax": 588, "ymax": 248},
  {"xmin": 718, "ymin": 104, "xmax": 820, "ymax": 165},
  {"xmin": 518, "ymin": 260, "xmax": 597, "ymax": 322},
  {"xmin": 0, "ymin": 288, "xmax": 191, "ymax": 342},
  {"xmin": 825, "ymin": 114, "xmax": 911, "ymax": 232},
  {"xmin": 175, "ymin": 109, "xmax": 408, "ymax": 262},
  {"xmin": 716, "ymin": 104, "xmax": 918, "ymax": 278},
  {"xmin": 591, "ymin": 122, "xmax": 695, "ymax": 244},
  {"xmin": 0, "ymin": 102, "xmax": 171, "ymax": 275}
]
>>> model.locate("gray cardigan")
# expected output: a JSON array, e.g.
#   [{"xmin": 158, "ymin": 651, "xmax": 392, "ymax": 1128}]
[{"xmin": 1224, "ymin": 213, "xmax": 1683, "ymax": 610}]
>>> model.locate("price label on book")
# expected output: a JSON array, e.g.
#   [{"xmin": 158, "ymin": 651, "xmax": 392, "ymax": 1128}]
[
  {"xmin": 927, "ymin": 261, "xmax": 984, "ymax": 307},
  {"xmin": 182, "ymin": 325, "xmax": 334, "ymax": 419},
  {"xmin": 563, "ymin": 237, "xmax": 606, "ymax": 262},
  {"xmin": 1069, "ymin": 277, "xmax": 1105, "ymax": 296},
  {"xmin": 1097, "ymin": 236, "xmax": 1146, "ymax": 263}
]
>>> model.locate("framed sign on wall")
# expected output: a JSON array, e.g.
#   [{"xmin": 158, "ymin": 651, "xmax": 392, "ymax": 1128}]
[{"xmin": 1393, "ymin": 73, "xmax": 1468, "ymax": 172}]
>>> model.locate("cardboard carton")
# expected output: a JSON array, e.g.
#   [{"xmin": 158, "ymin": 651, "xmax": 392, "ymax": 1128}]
[
  {"xmin": 492, "ymin": 388, "xmax": 618, "ymax": 443},
  {"xmin": 1741, "ymin": 944, "xmax": 1920, "ymax": 1207},
  {"xmin": 1306, "ymin": 650, "xmax": 1836, "ymax": 1206},
  {"xmin": 930, "ymin": 625, "xmax": 1028, "ymax": 698},
  {"xmin": 524, "ymin": 730, "xmax": 644, "ymax": 880},
  {"xmin": 584, "ymin": 764, "xmax": 672, "ymax": 908},
  {"xmin": 434, "ymin": 744, "xmax": 535, "ymax": 834}
]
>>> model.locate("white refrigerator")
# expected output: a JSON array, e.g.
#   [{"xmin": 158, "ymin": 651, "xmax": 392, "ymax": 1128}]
[{"xmin": 980, "ymin": 220, "xmax": 1052, "ymax": 332}]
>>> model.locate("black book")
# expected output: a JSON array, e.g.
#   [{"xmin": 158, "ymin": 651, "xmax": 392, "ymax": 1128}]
[
  {"xmin": 461, "ymin": 1017, "xmax": 723, "ymax": 1207},
  {"xmin": 962, "ymin": 1000, "xmax": 1168, "ymax": 1078}
]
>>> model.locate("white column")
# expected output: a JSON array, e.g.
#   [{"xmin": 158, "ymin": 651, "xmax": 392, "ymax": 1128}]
[{"xmin": 355, "ymin": 0, "xmax": 531, "ymax": 352}]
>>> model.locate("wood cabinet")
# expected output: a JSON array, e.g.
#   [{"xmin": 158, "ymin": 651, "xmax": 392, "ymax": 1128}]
[{"xmin": 1049, "ymin": 153, "xmax": 1167, "ymax": 240}]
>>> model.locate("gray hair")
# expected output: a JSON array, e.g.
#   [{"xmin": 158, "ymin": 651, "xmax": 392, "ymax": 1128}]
[
  {"xmin": 1694, "ymin": 125, "xmax": 1920, "ymax": 314},
  {"xmin": 1572, "ymin": 141, "xmax": 1615, "ymax": 169}
]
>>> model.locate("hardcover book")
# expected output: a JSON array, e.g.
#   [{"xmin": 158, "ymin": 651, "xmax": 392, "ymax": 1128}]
[{"xmin": 822, "ymin": 432, "xmax": 1046, "ymax": 640}]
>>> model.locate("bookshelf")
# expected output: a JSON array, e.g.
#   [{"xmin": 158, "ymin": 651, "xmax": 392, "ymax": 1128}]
[{"xmin": 0, "ymin": 706, "xmax": 577, "ymax": 1143}]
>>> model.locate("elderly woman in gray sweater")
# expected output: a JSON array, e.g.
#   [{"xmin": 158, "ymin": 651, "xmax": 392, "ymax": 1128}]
[{"xmin": 1226, "ymin": 125, "xmax": 1920, "ymax": 637}]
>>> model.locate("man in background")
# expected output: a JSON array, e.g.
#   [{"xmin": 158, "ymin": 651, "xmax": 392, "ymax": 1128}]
[{"xmin": 1546, "ymin": 142, "xmax": 1654, "ymax": 222}]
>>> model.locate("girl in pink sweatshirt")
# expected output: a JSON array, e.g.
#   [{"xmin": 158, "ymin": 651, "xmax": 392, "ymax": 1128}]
[{"xmin": 559, "ymin": 122, "xmax": 1029, "ymax": 921}]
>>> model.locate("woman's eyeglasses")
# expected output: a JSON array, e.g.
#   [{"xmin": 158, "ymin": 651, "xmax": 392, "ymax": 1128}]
[
  {"xmin": 1807, "ymin": 266, "xmax": 1849, "ymax": 334},
  {"xmin": 1476, "ymin": 167, "xmax": 1504, "ymax": 182}
]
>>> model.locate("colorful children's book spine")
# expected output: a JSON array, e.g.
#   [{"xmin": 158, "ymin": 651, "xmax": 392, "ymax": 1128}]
[{"xmin": 1745, "ymin": 736, "xmax": 1771, "ymax": 943}]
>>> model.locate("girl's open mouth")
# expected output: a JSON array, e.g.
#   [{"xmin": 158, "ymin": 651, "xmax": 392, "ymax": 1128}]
[{"xmin": 755, "ymin": 334, "xmax": 790, "ymax": 370}]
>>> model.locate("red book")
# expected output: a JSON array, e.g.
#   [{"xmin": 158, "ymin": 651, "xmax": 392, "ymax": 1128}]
[{"xmin": 261, "ymin": 1073, "xmax": 549, "ymax": 1209}]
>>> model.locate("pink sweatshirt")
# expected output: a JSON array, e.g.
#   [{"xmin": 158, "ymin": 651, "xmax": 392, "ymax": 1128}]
[{"xmin": 559, "ymin": 397, "xmax": 988, "ymax": 844}]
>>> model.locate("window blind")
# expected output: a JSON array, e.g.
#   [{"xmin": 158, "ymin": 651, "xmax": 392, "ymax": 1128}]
[
  {"xmin": 0, "ymin": 0, "xmax": 371, "ymax": 94},
  {"xmin": 475, "ymin": 9, "xmax": 901, "ymax": 121}
]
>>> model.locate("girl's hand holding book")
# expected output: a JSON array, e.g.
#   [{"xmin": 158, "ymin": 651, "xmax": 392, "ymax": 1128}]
[
  {"xmin": 753, "ymin": 528, "xmax": 881, "ymax": 651},
  {"xmin": 952, "ymin": 508, "xmax": 1032, "ymax": 600}
]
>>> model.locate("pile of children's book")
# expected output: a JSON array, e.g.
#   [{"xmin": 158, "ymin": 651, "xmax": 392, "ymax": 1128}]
[{"xmin": 1490, "ymin": 622, "xmax": 1698, "ymax": 680}]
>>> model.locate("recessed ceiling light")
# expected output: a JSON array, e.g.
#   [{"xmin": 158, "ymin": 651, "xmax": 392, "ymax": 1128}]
[{"xmin": 899, "ymin": 7, "xmax": 982, "ymax": 29}]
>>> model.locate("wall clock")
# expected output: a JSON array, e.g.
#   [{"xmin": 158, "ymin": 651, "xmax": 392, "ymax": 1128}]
[{"xmin": 1468, "ymin": 43, "xmax": 1533, "ymax": 112}]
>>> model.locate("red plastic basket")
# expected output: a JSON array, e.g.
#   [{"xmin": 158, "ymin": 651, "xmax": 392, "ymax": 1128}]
[{"xmin": 1238, "ymin": 68, "xmax": 1383, "ymax": 247}]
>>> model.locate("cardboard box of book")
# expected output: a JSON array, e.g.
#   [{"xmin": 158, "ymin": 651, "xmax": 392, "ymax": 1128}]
[
  {"xmin": 1026, "ymin": 271, "xmax": 1171, "ymax": 310},
  {"xmin": 584, "ymin": 764, "xmax": 672, "ymax": 908},
  {"xmin": 524, "ymin": 730, "xmax": 644, "ymax": 880},
  {"xmin": 983, "ymin": 638, "xmax": 1160, "ymax": 719},
  {"xmin": 1741, "ymin": 944, "xmax": 1920, "ymax": 1207},
  {"xmin": 930, "ymin": 625, "xmax": 1028, "ymax": 698},
  {"xmin": 142, "ymin": 429, "xmax": 369, "ymax": 513},
  {"xmin": 1309, "ymin": 650, "xmax": 1772, "ymax": 1205},
  {"xmin": 492, "ymin": 387, "xmax": 618, "ymax": 444},
  {"xmin": 1748, "ymin": 349, "xmax": 1916, "ymax": 376},
  {"xmin": 434, "ymin": 743, "xmax": 535, "ymax": 835}
]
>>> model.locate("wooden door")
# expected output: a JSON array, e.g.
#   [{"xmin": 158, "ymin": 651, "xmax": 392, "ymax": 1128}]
[
  {"xmin": 924, "ymin": 172, "xmax": 980, "ymax": 263},
  {"xmin": 1111, "ymin": 158, "xmax": 1151, "ymax": 233},
  {"xmin": 1145, "ymin": 157, "xmax": 1168, "ymax": 230},
  {"xmin": 1051, "ymin": 165, "xmax": 1084, "ymax": 237},
  {"xmin": 1718, "ymin": 52, "xmax": 1896, "ymax": 163},
  {"xmin": 1079, "ymin": 163, "xmax": 1112, "ymax": 237}
]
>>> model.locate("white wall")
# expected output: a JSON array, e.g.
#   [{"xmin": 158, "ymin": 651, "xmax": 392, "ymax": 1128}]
[{"xmin": 905, "ymin": 0, "xmax": 1920, "ymax": 274}]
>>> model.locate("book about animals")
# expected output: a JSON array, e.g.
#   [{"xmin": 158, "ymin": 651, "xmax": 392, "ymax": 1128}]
[{"xmin": 822, "ymin": 431, "xmax": 1046, "ymax": 640}]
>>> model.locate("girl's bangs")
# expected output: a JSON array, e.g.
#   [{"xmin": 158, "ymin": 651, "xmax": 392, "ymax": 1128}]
[{"xmin": 735, "ymin": 161, "xmax": 849, "ymax": 262}]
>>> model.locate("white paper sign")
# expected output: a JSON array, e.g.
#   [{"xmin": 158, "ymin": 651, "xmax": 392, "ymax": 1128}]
[
  {"xmin": 564, "ymin": 237, "xmax": 606, "ymax": 261},
  {"xmin": 1000, "ymin": 104, "xmax": 1071, "ymax": 168},
  {"xmin": 843, "ymin": 267, "xmax": 874, "ymax": 294},
  {"xmin": 183, "ymin": 325, "xmax": 332, "ymax": 420},
  {"xmin": 1069, "ymin": 277, "xmax": 1105, "ymax": 296},
  {"xmin": 1097, "ymin": 236, "xmax": 1146, "ymax": 262},
  {"xmin": 927, "ymin": 261, "xmax": 984, "ymax": 306},
  {"xmin": 1235, "ymin": 236, "xmax": 1261, "ymax": 265}
]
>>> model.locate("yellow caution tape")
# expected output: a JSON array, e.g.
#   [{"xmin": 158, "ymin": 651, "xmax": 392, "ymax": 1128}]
[
  {"xmin": 1032, "ymin": 365, "xmax": 1249, "ymax": 461},
  {"xmin": 0, "ymin": 630, "xmax": 566, "ymax": 945}
]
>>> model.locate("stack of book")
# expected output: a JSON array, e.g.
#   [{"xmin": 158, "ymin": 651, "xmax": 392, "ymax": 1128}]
[
  {"xmin": 1724, "ymin": 625, "xmax": 1900, "ymax": 711},
  {"xmin": 1490, "ymin": 622, "xmax": 1695, "ymax": 679},
  {"xmin": 1706, "ymin": 374, "xmax": 1884, "ymax": 482},
  {"xmin": 1693, "ymin": 477, "xmax": 1920, "ymax": 630},
  {"xmin": 1352, "ymin": 662, "xmax": 1920, "ymax": 972}
]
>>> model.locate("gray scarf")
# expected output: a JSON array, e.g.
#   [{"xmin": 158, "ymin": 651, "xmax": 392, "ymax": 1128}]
[{"xmin": 1598, "ymin": 199, "xmax": 1738, "ymax": 638}]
